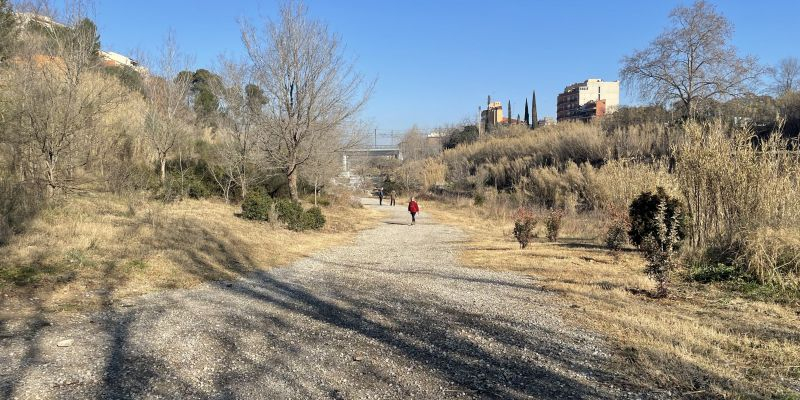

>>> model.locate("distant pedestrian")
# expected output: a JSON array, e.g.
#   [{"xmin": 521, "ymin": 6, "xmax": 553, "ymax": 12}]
[
  {"xmin": 377, "ymin": 187, "xmax": 384, "ymax": 206},
  {"xmin": 389, "ymin": 190, "xmax": 396, "ymax": 206},
  {"xmin": 408, "ymin": 197, "xmax": 419, "ymax": 225}
]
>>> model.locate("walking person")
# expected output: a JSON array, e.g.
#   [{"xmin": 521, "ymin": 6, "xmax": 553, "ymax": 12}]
[
  {"xmin": 377, "ymin": 187, "xmax": 384, "ymax": 206},
  {"xmin": 389, "ymin": 190, "xmax": 396, "ymax": 206},
  {"xmin": 408, "ymin": 197, "xmax": 419, "ymax": 225}
]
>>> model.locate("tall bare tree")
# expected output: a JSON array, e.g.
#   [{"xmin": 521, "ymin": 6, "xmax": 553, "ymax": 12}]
[
  {"xmin": 209, "ymin": 58, "xmax": 265, "ymax": 201},
  {"xmin": 399, "ymin": 125, "xmax": 440, "ymax": 162},
  {"xmin": 769, "ymin": 57, "xmax": 800, "ymax": 96},
  {"xmin": 240, "ymin": 1, "xmax": 372, "ymax": 200},
  {"xmin": 620, "ymin": 1, "xmax": 762, "ymax": 119},
  {"xmin": 142, "ymin": 33, "xmax": 193, "ymax": 183}
]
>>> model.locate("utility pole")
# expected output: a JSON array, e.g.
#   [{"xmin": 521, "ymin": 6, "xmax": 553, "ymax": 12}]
[{"xmin": 374, "ymin": 128, "xmax": 377, "ymax": 147}]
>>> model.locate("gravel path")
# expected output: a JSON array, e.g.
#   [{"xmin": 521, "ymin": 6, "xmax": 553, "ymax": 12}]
[{"xmin": 0, "ymin": 198, "xmax": 654, "ymax": 399}]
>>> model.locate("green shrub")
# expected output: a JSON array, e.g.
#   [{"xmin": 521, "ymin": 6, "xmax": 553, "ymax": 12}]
[
  {"xmin": 628, "ymin": 187, "xmax": 685, "ymax": 249},
  {"xmin": 641, "ymin": 199, "xmax": 683, "ymax": 298},
  {"xmin": 186, "ymin": 174, "xmax": 212, "ymax": 199},
  {"xmin": 473, "ymin": 192, "xmax": 486, "ymax": 207},
  {"xmin": 302, "ymin": 207, "xmax": 326, "ymax": 230},
  {"xmin": 545, "ymin": 209, "xmax": 565, "ymax": 242},
  {"xmin": 241, "ymin": 189, "xmax": 273, "ymax": 221},
  {"xmin": 272, "ymin": 200, "xmax": 326, "ymax": 231},
  {"xmin": 512, "ymin": 208, "xmax": 537, "ymax": 249},
  {"xmin": 690, "ymin": 263, "xmax": 740, "ymax": 283},
  {"xmin": 275, "ymin": 199, "xmax": 305, "ymax": 230}
]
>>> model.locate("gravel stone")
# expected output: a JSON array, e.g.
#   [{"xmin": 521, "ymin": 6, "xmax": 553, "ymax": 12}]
[{"xmin": 0, "ymin": 198, "xmax": 660, "ymax": 399}]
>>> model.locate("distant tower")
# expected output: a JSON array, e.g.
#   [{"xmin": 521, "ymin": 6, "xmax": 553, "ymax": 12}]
[
  {"xmin": 507, "ymin": 100, "xmax": 511, "ymax": 124},
  {"xmin": 531, "ymin": 90, "xmax": 539, "ymax": 129}
]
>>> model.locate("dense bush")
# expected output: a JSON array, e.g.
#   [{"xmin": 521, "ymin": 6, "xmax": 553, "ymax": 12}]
[
  {"xmin": 241, "ymin": 189, "xmax": 273, "ymax": 221},
  {"xmin": 628, "ymin": 187, "xmax": 685, "ymax": 249},
  {"xmin": 512, "ymin": 208, "xmax": 537, "ymax": 249},
  {"xmin": 0, "ymin": 179, "xmax": 44, "ymax": 245},
  {"xmin": 443, "ymin": 125, "xmax": 479, "ymax": 149},
  {"xmin": 545, "ymin": 210, "xmax": 564, "ymax": 242},
  {"xmin": 160, "ymin": 158, "xmax": 220, "ymax": 201},
  {"xmin": 275, "ymin": 199, "xmax": 304, "ymax": 229},
  {"xmin": 302, "ymin": 207, "xmax": 326, "ymax": 230},
  {"xmin": 272, "ymin": 199, "xmax": 326, "ymax": 231}
]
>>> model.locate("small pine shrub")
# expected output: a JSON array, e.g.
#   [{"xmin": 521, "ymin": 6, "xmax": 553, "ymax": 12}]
[
  {"xmin": 545, "ymin": 209, "xmax": 565, "ymax": 242},
  {"xmin": 641, "ymin": 199, "xmax": 683, "ymax": 298},
  {"xmin": 628, "ymin": 187, "xmax": 685, "ymax": 249},
  {"xmin": 275, "ymin": 199, "xmax": 305, "ymax": 231},
  {"xmin": 512, "ymin": 208, "xmax": 537, "ymax": 249},
  {"xmin": 241, "ymin": 189, "xmax": 273, "ymax": 221},
  {"xmin": 302, "ymin": 207, "xmax": 326, "ymax": 230}
]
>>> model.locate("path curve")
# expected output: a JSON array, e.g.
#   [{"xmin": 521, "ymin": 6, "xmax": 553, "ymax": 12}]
[{"xmin": 1, "ymin": 198, "xmax": 651, "ymax": 399}]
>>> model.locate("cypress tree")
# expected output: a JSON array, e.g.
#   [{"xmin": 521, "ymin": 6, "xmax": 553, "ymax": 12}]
[
  {"xmin": 531, "ymin": 91, "xmax": 539, "ymax": 129},
  {"xmin": 524, "ymin": 98, "xmax": 530, "ymax": 126},
  {"xmin": 507, "ymin": 100, "xmax": 511, "ymax": 124}
]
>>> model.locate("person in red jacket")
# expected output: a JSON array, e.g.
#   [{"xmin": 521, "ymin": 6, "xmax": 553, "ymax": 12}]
[{"xmin": 407, "ymin": 197, "xmax": 419, "ymax": 225}]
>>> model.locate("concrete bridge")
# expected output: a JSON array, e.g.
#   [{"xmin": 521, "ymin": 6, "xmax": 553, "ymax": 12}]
[
  {"xmin": 341, "ymin": 145, "xmax": 402, "ymax": 171},
  {"xmin": 338, "ymin": 145, "xmax": 402, "ymax": 187}
]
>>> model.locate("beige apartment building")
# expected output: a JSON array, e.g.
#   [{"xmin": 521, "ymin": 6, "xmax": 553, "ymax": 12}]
[{"xmin": 556, "ymin": 78, "xmax": 619, "ymax": 122}]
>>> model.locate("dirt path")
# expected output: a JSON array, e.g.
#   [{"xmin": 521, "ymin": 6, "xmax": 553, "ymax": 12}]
[{"xmin": 0, "ymin": 199, "xmax": 655, "ymax": 399}]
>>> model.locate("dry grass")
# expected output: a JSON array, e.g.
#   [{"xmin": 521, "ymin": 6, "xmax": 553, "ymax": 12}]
[
  {"xmin": 0, "ymin": 193, "xmax": 381, "ymax": 313},
  {"xmin": 427, "ymin": 200, "xmax": 800, "ymax": 399}
]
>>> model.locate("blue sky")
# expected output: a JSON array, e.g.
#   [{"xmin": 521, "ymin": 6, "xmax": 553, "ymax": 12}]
[{"xmin": 91, "ymin": 0, "xmax": 800, "ymax": 137}]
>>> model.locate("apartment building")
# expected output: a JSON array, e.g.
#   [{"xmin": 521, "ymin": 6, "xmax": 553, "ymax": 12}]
[{"xmin": 556, "ymin": 78, "xmax": 619, "ymax": 122}]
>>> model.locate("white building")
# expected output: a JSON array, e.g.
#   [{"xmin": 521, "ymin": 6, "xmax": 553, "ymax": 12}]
[
  {"xmin": 99, "ymin": 50, "xmax": 147, "ymax": 74},
  {"xmin": 557, "ymin": 78, "xmax": 619, "ymax": 122}
]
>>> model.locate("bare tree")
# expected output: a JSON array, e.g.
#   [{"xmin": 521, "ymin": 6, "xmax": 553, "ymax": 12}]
[
  {"xmin": 769, "ymin": 57, "xmax": 800, "ymax": 96},
  {"xmin": 208, "ymin": 58, "xmax": 265, "ymax": 201},
  {"xmin": 399, "ymin": 125, "xmax": 440, "ymax": 162},
  {"xmin": 620, "ymin": 0, "xmax": 763, "ymax": 119},
  {"xmin": 299, "ymin": 132, "xmax": 341, "ymax": 206},
  {"xmin": 142, "ymin": 32, "xmax": 193, "ymax": 184},
  {"xmin": 240, "ymin": 1, "xmax": 372, "ymax": 200},
  {"xmin": 1, "ymin": 4, "xmax": 124, "ymax": 196}
]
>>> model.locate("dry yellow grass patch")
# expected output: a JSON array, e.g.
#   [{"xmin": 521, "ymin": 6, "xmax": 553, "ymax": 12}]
[
  {"xmin": 427, "ymin": 201, "xmax": 800, "ymax": 399},
  {"xmin": 0, "ymin": 193, "xmax": 381, "ymax": 313}
]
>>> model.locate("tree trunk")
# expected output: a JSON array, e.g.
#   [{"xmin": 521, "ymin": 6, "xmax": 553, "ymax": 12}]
[
  {"xmin": 160, "ymin": 156, "xmax": 167, "ymax": 183},
  {"xmin": 314, "ymin": 177, "xmax": 318, "ymax": 206},
  {"xmin": 46, "ymin": 155, "xmax": 57, "ymax": 197},
  {"xmin": 287, "ymin": 168, "xmax": 298, "ymax": 201},
  {"xmin": 240, "ymin": 169, "xmax": 248, "ymax": 199}
]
